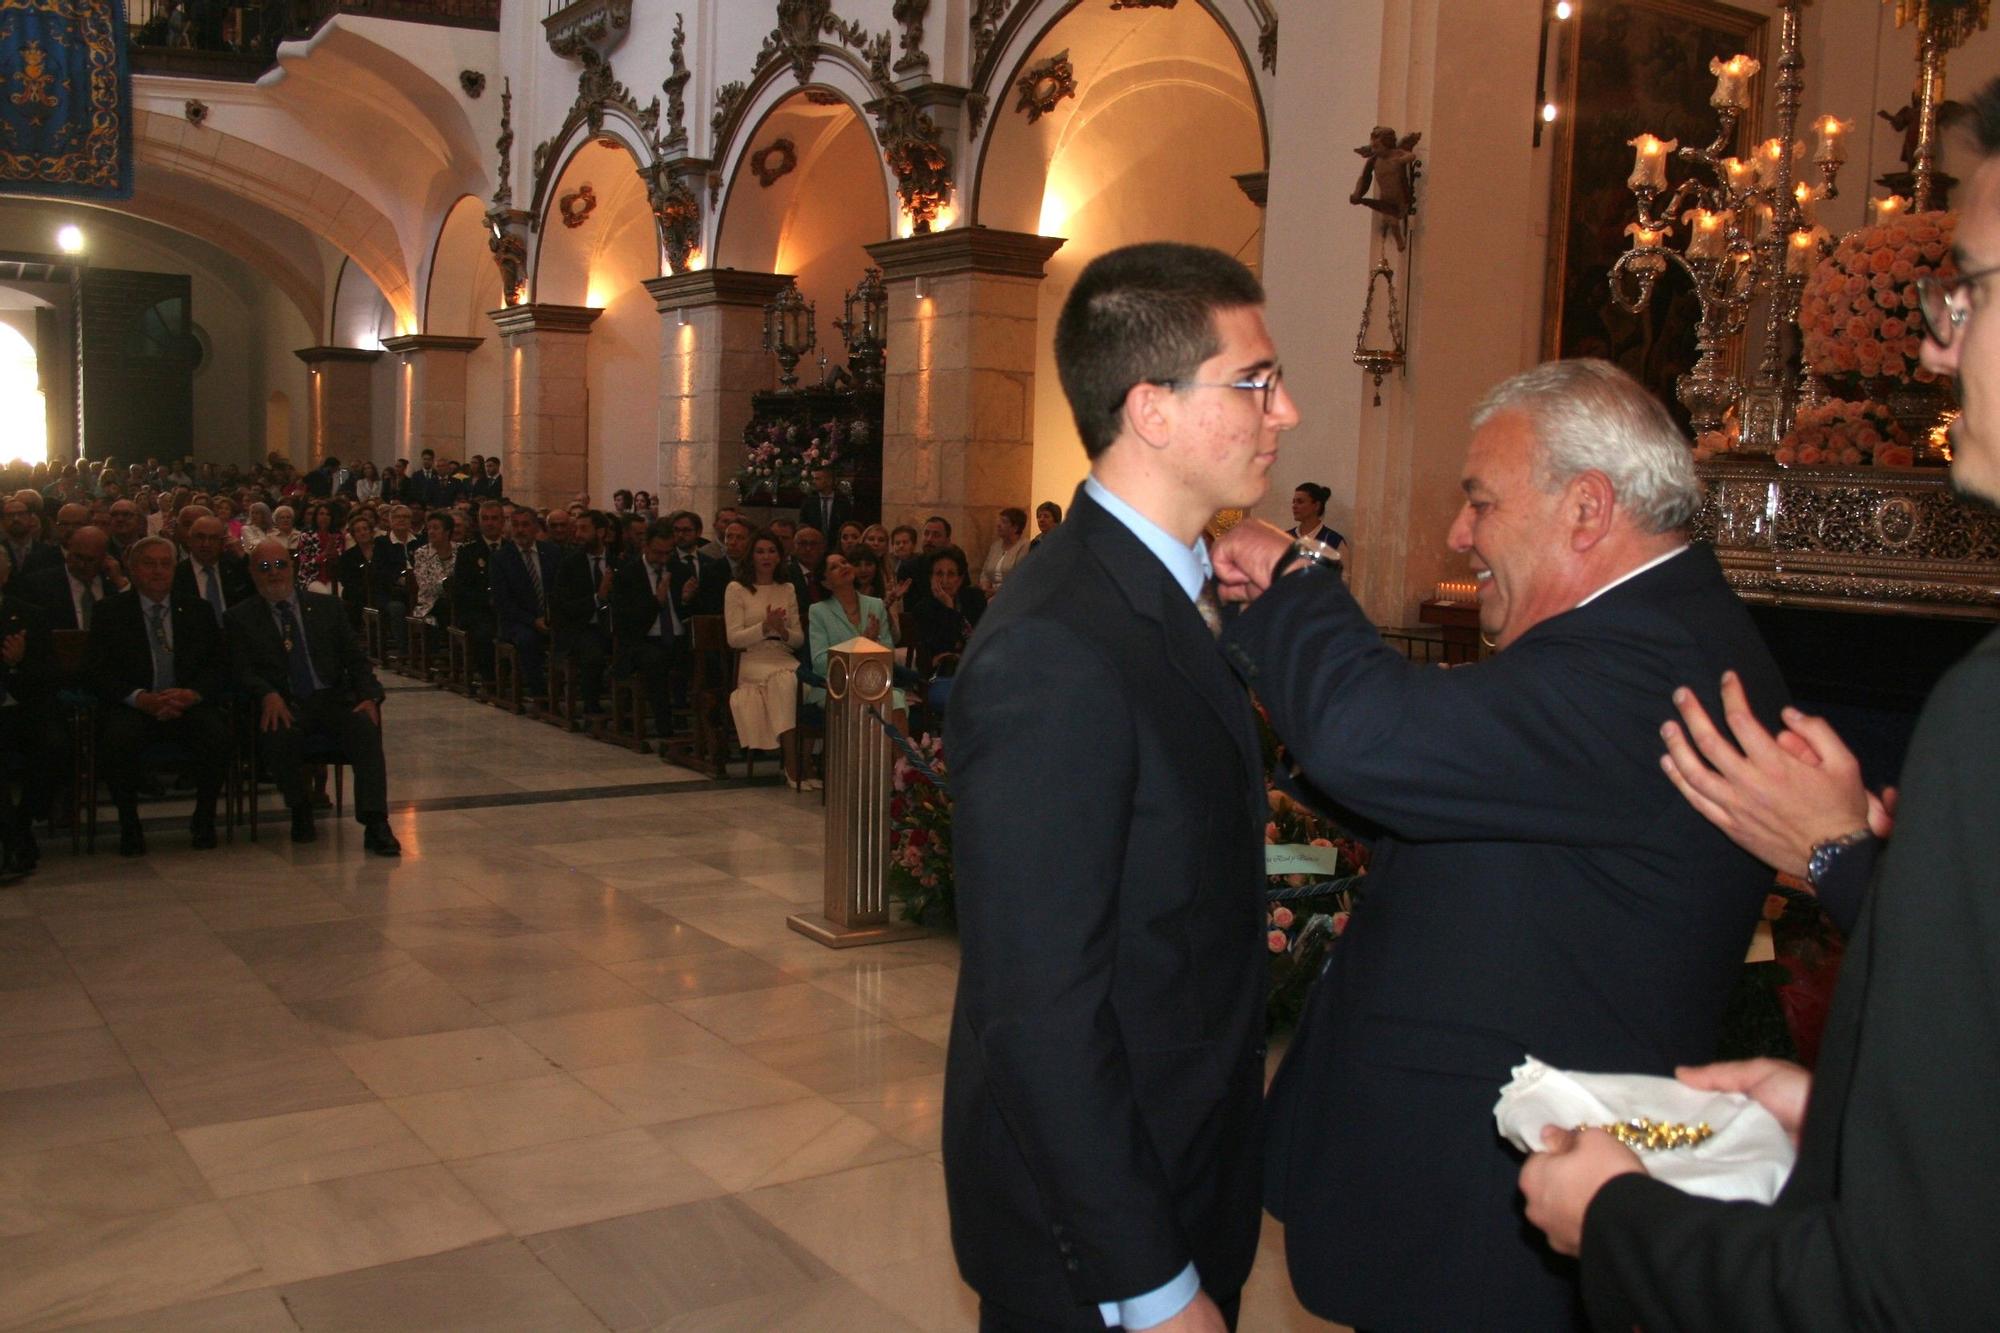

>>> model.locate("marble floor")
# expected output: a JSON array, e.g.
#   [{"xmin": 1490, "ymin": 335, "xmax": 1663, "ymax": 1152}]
[{"xmin": 0, "ymin": 681, "xmax": 1333, "ymax": 1331}]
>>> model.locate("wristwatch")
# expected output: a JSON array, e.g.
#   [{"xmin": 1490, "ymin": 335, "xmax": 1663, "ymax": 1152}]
[
  {"xmin": 1269, "ymin": 535, "xmax": 1342, "ymax": 582},
  {"xmin": 1805, "ymin": 828, "xmax": 1875, "ymax": 890}
]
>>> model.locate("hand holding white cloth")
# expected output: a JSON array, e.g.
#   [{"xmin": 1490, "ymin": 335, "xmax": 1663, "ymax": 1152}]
[{"xmin": 1495, "ymin": 1056, "xmax": 1796, "ymax": 1203}]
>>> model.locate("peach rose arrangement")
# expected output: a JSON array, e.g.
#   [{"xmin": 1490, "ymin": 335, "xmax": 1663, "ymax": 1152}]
[
  {"xmin": 1800, "ymin": 211, "xmax": 1954, "ymax": 386},
  {"xmin": 1776, "ymin": 399, "xmax": 1914, "ymax": 468}
]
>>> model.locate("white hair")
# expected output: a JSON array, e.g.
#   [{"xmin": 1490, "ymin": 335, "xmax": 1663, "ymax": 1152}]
[{"xmin": 1470, "ymin": 358, "xmax": 1703, "ymax": 534}]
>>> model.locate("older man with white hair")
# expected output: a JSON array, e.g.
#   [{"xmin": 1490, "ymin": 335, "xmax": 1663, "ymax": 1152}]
[{"xmin": 1210, "ymin": 359, "xmax": 1791, "ymax": 1330}]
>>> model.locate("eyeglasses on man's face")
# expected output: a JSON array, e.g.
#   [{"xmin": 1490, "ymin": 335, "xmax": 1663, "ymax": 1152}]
[
  {"xmin": 1916, "ymin": 262, "xmax": 2000, "ymax": 348},
  {"xmin": 255, "ymin": 558, "xmax": 292, "ymax": 573},
  {"xmin": 1127, "ymin": 365, "xmax": 1285, "ymax": 416}
]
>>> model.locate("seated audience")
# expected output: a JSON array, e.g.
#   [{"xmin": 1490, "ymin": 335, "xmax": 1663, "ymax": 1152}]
[
  {"xmin": 231, "ymin": 538, "xmax": 398, "ymax": 854},
  {"xmin": 491, "ymin": 504, "xmax": 560, "ymax": 696},
  {"xmin": 553, "ymin": 510, "xmax": 615, "ymax": 719},
  {"xmin": 978, "ymin": 507, "xmax": 1029, "ymax": 596},
  {"xmin": 452, "ymin": 501, "xmax": 506, "ymax": 689},
  {"xmin": 610, "ymin": 518, "xmax": 686, "ymax": 739},
  {"xmin": 21, "ymin": 525, "xmax": 120, "ymax": 630},
  {"xmin": 905, "ymin": 544, "xmax": 985, "ymax": 674},
  {"xmin": 805, "ymin": 548, "xmax": 905, "ymax": 716},
  {"xmin": 87, "ymin": 537, "xmax": 229, "ymax": 857},
  {"xmin": 175, "ymin": 515, "xmax": 254, "ymax": 624},
  {"xmin": 412, "ymin": 512, "xmax": 456, "ymax": 625},
  {"xmin": 1029, "ymin": 499, "xmax": 1063, "ymax": 549},
  {"xmin": 295, "ymin": 501, "xmax": 345, "ymax": 589},
  {"xmin": 723, "ymin": 531, "xmax": 807, "ymax": 786},
  {"xmin": 0, "ymin": 547, "xmax": 53, "ymax": 880}
]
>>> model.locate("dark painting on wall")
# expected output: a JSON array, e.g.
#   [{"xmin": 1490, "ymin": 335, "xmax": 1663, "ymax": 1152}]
[{"xmin": 1541, "ymin": 0, "xmax": 1766, "ymax": 423}]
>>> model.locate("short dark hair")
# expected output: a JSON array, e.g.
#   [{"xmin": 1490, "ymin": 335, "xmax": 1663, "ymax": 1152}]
[
  {"xmin": 668, "ymin": 510, "xmax": 701, "ymax": 534},
  {"xmin": 1295, "ymin": 482, "xmax": 1331, "ymax": 508},
  {"xmin": 924, "ymin": 514, "xmax": 952, "ymax": 537},
  {"xmin": 1969, "ymin": 77, "xmax": 2000, "ymax": 153},
  {"xmin": 999, "ymin": 506, "xmax": 1028, "ymax": 532},
  {"xmin": 891, "ymin": 524, "xmax": 919, "ymax": 543},
  {"xmin": 644, "ymin": 517, "xmax": 677, "ymax": 545},
  {"xmin": 1054, "ymin": 242, "xmax": 1265, "ymax": 458},
  {"xmin": 929, "ymin": 544, "xmax": 970, "ymax": 582},
  {"xmin": 1036, "ymin": 500, "xmax": 1064, "ymax": 525}
]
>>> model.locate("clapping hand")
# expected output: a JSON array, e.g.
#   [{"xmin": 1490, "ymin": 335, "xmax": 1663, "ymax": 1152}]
[
  {"xmin": 597, "ymin": 567, "xmax": 616, "ymax": 599},
  {"xmin": 103, "ymin": 556, "xmax": 127, "ymax": 590},
  {"xmin": 762, "ymin": 604, "xmax": 788, "ymax": 637},
  {"xmin": 682, "ymin": 574, "xmax": 700, "ymax": 603},
  {"xmin": 863, "ymin": 613, "xmax": 882, "ymax": 640},
  {"xmin": 0, "ymin": 630, "xmax": 23, "ymax": 666},
  {"xmin": 888, "ymin": 577, "xmax": 911, "ymax": 605}
]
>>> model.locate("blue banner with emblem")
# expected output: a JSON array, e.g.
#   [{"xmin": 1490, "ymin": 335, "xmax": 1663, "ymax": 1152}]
[{"xmin": 0, "ymin": 0, "xmax": 131, "ymax": 200}]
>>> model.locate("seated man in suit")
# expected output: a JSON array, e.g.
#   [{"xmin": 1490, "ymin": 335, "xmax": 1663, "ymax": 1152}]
[
  {"xmin": 86, "ymin": 536, "xmax": 230, "ymax": 856},
  {"xmin": 230, "ymin": 538, "xmax": 399, "ymax": 855},
  {"xmin": 451, "ymin": 500, "xmax": 505, "ymax": 690},
  {"xmin": 2, "ymin": 495, "xmax": 57, "ymax": 582},
  {"xmin": 0, "ymin": 545, "xmax": 55, "ymax": 880},
  {"xmin": 610, "ymin": 518, "xmax": 683, "ymax": 739},
  {"xmin": 173, "ymin": 515, "xmax": 253, "ymax": 625},
  {"xmin": 20, "ymin": 524, "xmax": 122, "ymax": 630},
  {"xmin": 1209, "ymin": 359, "xmax": 1790, "ymax": 1331},
  {"xmin": 490, "ymin": 505, "xmax": 561, "ymax": 696},
  {"xmin": 552, "ymin": 510, "xmax": 616, "ymax": 720}
]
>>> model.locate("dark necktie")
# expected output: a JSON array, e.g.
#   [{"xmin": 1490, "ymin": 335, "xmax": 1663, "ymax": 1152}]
[
  {"xmin": 591, "ymin": 557, "xmax": 608, "ymax": 625},
  {"xmin": 524, "ymin": 546, "xmax": 545, "ymax": 614},
  {"xmin": 651, "ymin": 564, "xmax": 680, "ymax": 637},
  {"xmin": 77, "ymin": 580, "xmax": 95, "ymax": 630},
  {"xmin": 202, "ymin": 565, "xmax": 225, "ymax": 623},
  {"xmin": 148, "ymin": 603, "xmax": 174, "ymax": 691},
  {"xmin": 277, "ymin": 601, "xmax": 315, "ymax": 698},
  {"xmin": 1196, "ymin": 579, "xmax": 1225, "ymax": 639}
]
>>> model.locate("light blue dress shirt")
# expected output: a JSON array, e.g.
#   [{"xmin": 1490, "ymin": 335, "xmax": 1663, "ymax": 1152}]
[{"xmin": 1081, "ymin": 473, "xmax": 1204, "ymax": 1331}]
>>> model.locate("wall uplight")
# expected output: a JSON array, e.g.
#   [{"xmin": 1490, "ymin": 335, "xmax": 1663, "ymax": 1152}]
[{"xmin": 55, "ymin": 225, "xmax": 84, "ymax": 254}]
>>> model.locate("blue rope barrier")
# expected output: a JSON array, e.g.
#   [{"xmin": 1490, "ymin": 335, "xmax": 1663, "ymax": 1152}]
[{"xmin": 865, "ymin": 704, "xmax": 946, "ymax": 790}]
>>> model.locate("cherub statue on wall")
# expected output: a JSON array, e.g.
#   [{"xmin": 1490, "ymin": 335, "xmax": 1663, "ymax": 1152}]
[{"xmin": 1352, "ymin": 126, "xmax": 1422, "ymax": 251}]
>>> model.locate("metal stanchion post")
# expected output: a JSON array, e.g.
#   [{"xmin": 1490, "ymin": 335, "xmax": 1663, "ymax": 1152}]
[{"xmin": 788, "ymin": 636, "xmax": 926, "ymax": 948}]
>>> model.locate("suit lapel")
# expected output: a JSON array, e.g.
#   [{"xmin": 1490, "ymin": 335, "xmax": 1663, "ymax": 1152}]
[{"xmin": 1074, "ymin": 492, "xmax": 1261, "ymax": 787}]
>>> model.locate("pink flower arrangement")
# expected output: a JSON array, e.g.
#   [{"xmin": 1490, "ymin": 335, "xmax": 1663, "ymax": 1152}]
[
  {"xmin": 1775, "ymin": 399, "xmax": 1915, "ymax": 468},
  {"xmin": 887, "ymin": 734, "xmax": 955, "ymax": 925},
  {"xmin": 1800, "ymin": 212, "xmax": 1955, "ymax": 387},
  {"xmin": 732, "ymin": 417, "xmax": 862, "ymax": 502}
]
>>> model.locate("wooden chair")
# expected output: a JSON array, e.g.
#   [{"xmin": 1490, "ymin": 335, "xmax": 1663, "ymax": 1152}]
[
  {"xmin": 542, "ymin": 653, "xmax": 582, "ymax": 732},
  {"xmin": 444, "ymin": 626, "xmax": 472, "ymax": 695},
  {"xmin": 490, "ymin": 640, "xmax": 525, "ymax": 715},
  {"xmin": 662, "ymin": 615, "xmax": 742, "ymax": 778},
  {"xmin": 360, "ymin": 607, "xmax": 383, "ymax": 666}
]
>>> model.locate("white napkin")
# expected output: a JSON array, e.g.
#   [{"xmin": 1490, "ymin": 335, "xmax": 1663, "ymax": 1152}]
[{"xmin": 1494, "ymin": 1056, "xmax": 1796, "ymax": 1203}]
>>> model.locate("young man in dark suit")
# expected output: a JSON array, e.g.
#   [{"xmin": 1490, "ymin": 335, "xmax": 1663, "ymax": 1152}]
[
  {"xmin": 85, "ymin": 536, "xmax": 231, "ymax": 856},
  {"xmin": 1518, "ymin": 77, "xmax": 2000, "ymax": 1327},
  {"xmin": 1209, "ymin": 359, "xmax": 1789, "ymax": 1331},
  {"xmin": 796, "ymin": 465, "xmax": 852, "ymax": 539},
  {"xmin": 944, "ymin": 244, "xmax": 1298, "ymax": 1333},
  {"xmin": 490, "ymin": 505, "xmax": 561, "ymax": 696},
  {"xmin": 230, "ymin": 538, "xmax": 398, "ymax": 855}
]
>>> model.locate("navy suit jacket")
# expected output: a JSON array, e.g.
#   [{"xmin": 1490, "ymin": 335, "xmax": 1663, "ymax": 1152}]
[
  {"xmin": 1224, "ymin": 545, "xmax": 1788, "ymax": 1330},
  {"xmin": 490, "ymin": 540, "xmax": 561, "ymax": 637},
  {"xmin": 942, "ymin": 489, "xmax": 1268, "ymax": 1325}
]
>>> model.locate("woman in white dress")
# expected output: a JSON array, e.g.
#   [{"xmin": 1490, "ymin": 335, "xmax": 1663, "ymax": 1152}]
[{"xmin": 725, "ymin": 531, "xmax": 809, "ymax": 786}]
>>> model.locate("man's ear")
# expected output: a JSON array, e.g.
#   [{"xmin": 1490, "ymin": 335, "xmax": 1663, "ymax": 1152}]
[
  {"xmin": 1568, "ymin": 470, "xmax": 1616, "ymax": 552},
  {"xmin": 1122, "ymin": 382, "xmax": 1176, "ymax": 451}
]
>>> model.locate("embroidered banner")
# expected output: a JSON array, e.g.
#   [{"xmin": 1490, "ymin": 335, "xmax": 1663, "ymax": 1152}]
[{"xmin": 0, "ymin": 0, "xmax": 131, "ymax": 200}]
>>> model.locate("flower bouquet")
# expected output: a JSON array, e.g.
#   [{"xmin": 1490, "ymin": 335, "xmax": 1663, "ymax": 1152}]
[
  {"xmin": 1775, "ymin": 399, "xmax": 1915, "ymax": 468},
  {"xmin": 1800, "ymin": 211, "xmax": 1954, "ymax": 388},
  {"xmin": 1264, "ymin": 787, "xmax": 1369, "ymax": 1032},
  {"xmin": 888, "ymin": 733, "xmax": 953, "ymax": 927},
  {"xmin": 733, "ymin": 417, "xmax": 866, "ymax": 503}
]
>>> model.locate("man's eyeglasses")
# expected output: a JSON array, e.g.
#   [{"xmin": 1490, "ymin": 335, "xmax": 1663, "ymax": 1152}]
[
  {"xmin": 1137, "ymin": 365, "xmax": 1286, "ymax": 415},
  {"xmin": 1916, "ymin": 263, "xmax": 2000, "ymax": 348},
  {"xmin": 254, "ymin": 558, "xmax": 292, "ymax": 573}
]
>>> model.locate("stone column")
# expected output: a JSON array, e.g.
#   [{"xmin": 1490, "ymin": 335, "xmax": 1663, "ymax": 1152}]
[
  {"xmin": 293, "ymin": 346, "xmax": 382, "ymax": 469},
  {"xmin": 863, "ymin": 229, "xmax": 1064, "ymax": 549},
  {"xmin": 381, "ymin": 334, "xmax": 484, "ymax": 465},
  {"xmin": 642, "ymin": 269, "xmax": 792, "ymax": 525},
  {"xmin": 487, "ymin": 304, "xmax": 601, "ymax": 510}
]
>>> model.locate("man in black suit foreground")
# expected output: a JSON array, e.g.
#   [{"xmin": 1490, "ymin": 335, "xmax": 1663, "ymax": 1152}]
[
  {"xmin": 230, "ymin": 538, "xmax": 399, "ymax": 855},
  {"xmin": 1518, "ymin": 80, "xmax": 2000, "ymax": 1328},
  {"xmin": 1209, "ymin": 359, "xmax": 1788, "ymax": 1331},
  {"xmin": 173, "ymin": 515, "xmax": 254, "ymax": 624},
  {"xmin": 86, "ymin": 536, "xmax": 230, "ymax": 857},
  {"xmin": 944, "ymin": 243, "xmax": 1298, "ymax": 1332}
]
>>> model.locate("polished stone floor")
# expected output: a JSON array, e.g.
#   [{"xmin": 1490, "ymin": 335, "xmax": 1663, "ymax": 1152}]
[{"xmin": 0, "ymin": 682, "xmax": 1332, "ymax": 1331}]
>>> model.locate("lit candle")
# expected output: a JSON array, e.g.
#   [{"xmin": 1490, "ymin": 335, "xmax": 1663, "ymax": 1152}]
[
  {"xmin": 1721, "ymin": 156, "xmax": 1757, "ymax": 194},
  {"xmin": 1754, "ymin": 137, "xmax": 1798, "ymax": 186},
  {"xmin": 1813, "ymin": 115, "xmax": 1852, "ymax": 166},
  {"xmin": 1870, "ymin": 194, "xmax": 1911, "ymax": 224},
  {"xmin": 1709, "ymin": 54, "xmax": 1761, "ymax": 111},
  {"xmin": 1685, "ymin": 208, "xmax": 1729, "ymax": 260},
  {"xmin": 1794, "ymin": 182, "xmax": 1818, "ymax": 226},
  {"xmin": 1624, "ymin": 220, "xmax": 1668, "ymax": 250},
  {"xmin": 1628, "ymin": 134, "xmax": 1678, "ymax": 192},
  {"xmin": 1785, "ymin": 229, "xmax": 1820, "ymax": 276}
]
